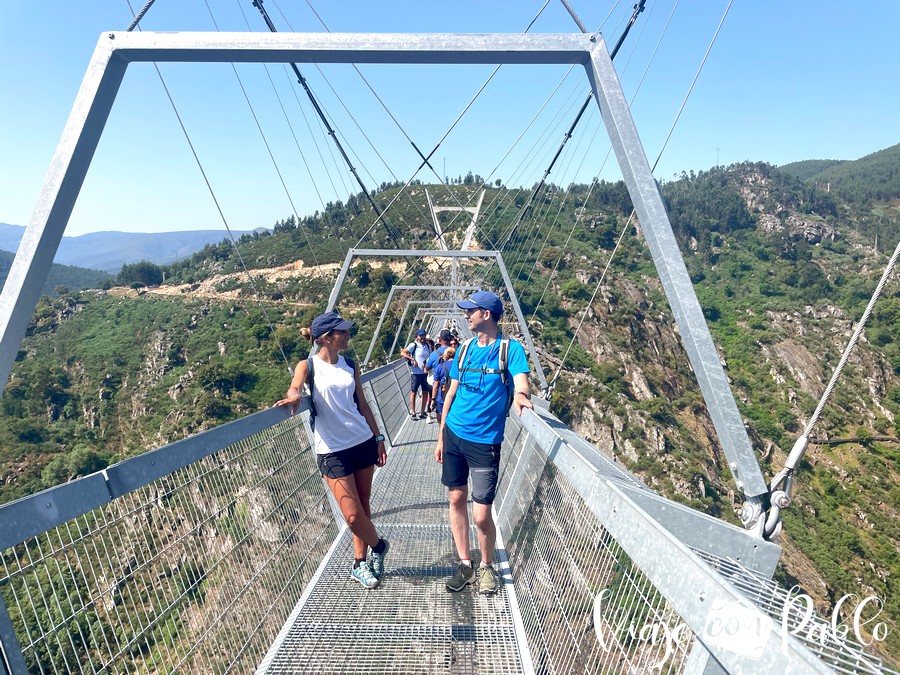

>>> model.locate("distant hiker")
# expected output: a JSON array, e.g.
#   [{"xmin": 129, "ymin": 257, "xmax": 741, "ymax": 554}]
[
  {"xmin": 275, "ymin": 311, "xmax": 389, "ymax": 589},
  {"xmin": 401, "ymin": 328, "xmax": 432, "ymax": 420},
  {"xmin": 424, "ymin": 329, "xmax": 453, "ymax": 423},
  {"xmin": 435, "ymin": 291, "xmax": 533, "ymax": 596},
  {"xmin": 430, "ymin": 346, "xmax": 456, "ymax": 425}
]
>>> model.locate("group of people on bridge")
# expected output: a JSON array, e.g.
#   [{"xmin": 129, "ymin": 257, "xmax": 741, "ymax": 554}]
[{"xmin": 275, "ymin": 290, "xmax": 533, "ymax": 595}]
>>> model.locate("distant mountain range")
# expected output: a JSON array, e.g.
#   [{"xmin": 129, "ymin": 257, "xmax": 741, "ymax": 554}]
[{"xmin": 0, "ymin": 223, "xmax": 258, "ymax": 274}]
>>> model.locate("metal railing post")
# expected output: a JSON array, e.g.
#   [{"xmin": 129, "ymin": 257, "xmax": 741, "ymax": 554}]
[{"xmin": 1, "ymin": 576, "xmax": 33, "ymax": 674}]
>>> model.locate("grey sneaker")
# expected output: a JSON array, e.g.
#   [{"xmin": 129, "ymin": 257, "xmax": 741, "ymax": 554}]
[
  {"xmin": 446, "ymin": 563, "xmax": 476, "ymax": 592},
  {"xmin": 478, "ymin": 564, "xmax": 500, "ymax": 595},
  {"xmin": 351, "ymin": 561, "xmax": 379, "ymax": 589},
  {"xmin": 370, "ymin": 539, "xmax": 390, "ymax": 579}
]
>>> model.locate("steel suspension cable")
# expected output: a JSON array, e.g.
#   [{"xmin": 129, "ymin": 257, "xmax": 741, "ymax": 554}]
[
  {"xmin": 511, "ymin": 109, "xmax": 597, "ymax": 276},
  {"xmin": 202, "ymin": 2, "xmax": 323, "ymax": 267},
  {"xmin": 349, "ymin": 0, "xmax": 555, "ymax": 250},
  {"xmin": 285, "ymin": 0, "xmax": 554, "ymax": 240},
  {"xmin": 125, "ymin": 0, "xmax": 157, "ymax": 32},
  {"xmin": 651, "ymin": 0, "xmax": 732, "ymax": 172},
  {"xmin": 123, "ymin": 5, "xmax": 293, "ymax": 374},
  {"xmin": 764, "ymin": 239, "xmax": 900, "ymax": 539},
  {"xmin": 498, "ymin": 0, "xmax": 646, "ymax": 251},
  {"xmin": 251, "ymin": 0, "xmax": 406, "ymax": 247},
  {"xmin": 525, "ymin": 121, "xmax": 604, "ymax": 287},
  {"xmin": 548, "ymin": 209, "xmax": 634, "ymax": 393},
  {"xmin": 517, "ymin": 122, "xmax": 600, "ymax": 286},
  {"xmin": 527, "ymin": 0, "xmax": 677, "ymax": 326}
]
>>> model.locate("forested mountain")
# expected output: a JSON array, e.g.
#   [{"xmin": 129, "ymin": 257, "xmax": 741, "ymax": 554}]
[
  {"xmin": 0, "ymin": 249, "xmax": 111, "ymax": 295},
  {"xmin": 780, "ymin": 143, "xmax": 900, "ymax": 209},
  {"xmin": 0, "ymin": 223, "xmax": 258, "ymax": 273},
  {"xmin": 0, "ymin": 154, "xmax": 898, "ymax": 662}
]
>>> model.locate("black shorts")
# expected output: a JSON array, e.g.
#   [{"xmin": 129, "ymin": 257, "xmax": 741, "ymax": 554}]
[
  {"xmin": 410, "ymin": 373, "xmax": 428, "ymax": 393},
  {"xmin": 316, "ymin": 436, "xmax": 378, "ymax": 479},
  {"xmin": 441, "ymin": 425, "xmax": 501, "ymax": 505}
]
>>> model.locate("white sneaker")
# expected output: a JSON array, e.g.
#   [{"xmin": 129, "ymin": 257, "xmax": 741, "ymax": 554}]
[{"xmin": 426, "ymin": 414, "xmax": 435, "ymax": 425}]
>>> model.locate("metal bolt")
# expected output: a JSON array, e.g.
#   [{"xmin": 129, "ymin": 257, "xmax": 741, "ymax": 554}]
[
  {"xmin": 699, "ymin": 591, "xmax": 706, "ymax": 602},
  {"xmin": 109, "ymin": 33, "xmax": 115, "ymax": 39}
]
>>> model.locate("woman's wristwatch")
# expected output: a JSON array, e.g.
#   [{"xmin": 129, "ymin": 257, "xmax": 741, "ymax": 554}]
[{"xmin": 374, "ymin": 434, "xmax": 385, "ymax": 442}]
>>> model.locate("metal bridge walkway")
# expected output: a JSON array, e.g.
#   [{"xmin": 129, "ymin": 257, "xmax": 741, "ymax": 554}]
[{"xmin": 259, "ymin": 415, "xmax": 525, "ymax": 674}]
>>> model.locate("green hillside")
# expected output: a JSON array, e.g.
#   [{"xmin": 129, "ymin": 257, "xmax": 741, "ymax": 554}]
[
  {"xmin": 0, "ymin": 249, "xmax": 112, "ymax": 295},
  {"xmin": 778, "ymin": 158, "xmax": 846, "ymax": 181},
  {"xmin": 781, "ymin": 143, "xmax": 900, "ymax": 205}
]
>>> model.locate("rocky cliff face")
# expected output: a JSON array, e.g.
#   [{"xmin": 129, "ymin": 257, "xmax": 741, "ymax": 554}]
[{"xmin": 541, "ymin": 171, "xmax": 898, "ymax": 657}]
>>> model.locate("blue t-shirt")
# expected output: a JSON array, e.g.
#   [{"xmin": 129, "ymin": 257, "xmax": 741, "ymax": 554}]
[
  {"xmin": 433, "ymin": 360, "xmax": 451, "ymax": 405},
  {"xmin": 446, "ymin": 337, "xmax": 529, "ymax": 444},
  {"xmin": 425, "ymin": 345, "xmax": 448, "ymax": 372}
]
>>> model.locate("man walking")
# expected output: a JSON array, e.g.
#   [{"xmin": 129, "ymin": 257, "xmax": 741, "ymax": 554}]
[
  {"xmin": 434, "ymin": 291, "xmax": 533, "ymax": 595},
  {"xmin": 424, "ymin": 329, "xmax": 453, "ymax": 424},
  {"xmin": 401, "ymin": 328, "xmax": 432, "ymax": 419}
]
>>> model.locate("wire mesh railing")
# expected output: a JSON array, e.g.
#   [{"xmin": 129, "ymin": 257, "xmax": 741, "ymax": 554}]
[
  {"xmin": 0, "ymin": 408, "xmax": 333, "ymax": 674},
  {"xmin": 500, "ymin": 405, "xmax": 899, "ymax": 675}
]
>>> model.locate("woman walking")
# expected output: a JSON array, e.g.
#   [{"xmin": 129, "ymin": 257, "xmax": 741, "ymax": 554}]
[{"xmin": 276, "ymin": 311, "xmax": 390, "ymax": 589}]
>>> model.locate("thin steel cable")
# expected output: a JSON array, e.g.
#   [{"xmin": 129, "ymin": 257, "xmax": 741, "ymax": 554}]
[
  {"xmin": 124, "ymin": 0, "xmax": 156, "ymax": 32},
  {"xmin": 770, "ymin": 238, "xmax": 900, "ymax": 491},
  {"xmin": 252, "ymin": 0, "xmax": 407, "ymax": 248},
  {"xmin": 526, "ymin": 0, "xmax": 677, "ymax": 328},
  {"xmin": 287, "ymin": 0, "xmax": 554, "ymax": 247},
  {"xmin": 550, "ymin": 209, "xmax": 634, "ymax": 388},
  {"xmin": 350, "ymin": 2, "xmax": 554, "ymax": 249},
  {"xmin": 559, "ymin": 0, "xmax": 588, "ymax": 33},
  {"xmin": 149, "ymin": 62, "xmax": 293, "ymax": 373},
  {"xmin": 225, "ymin": 0, "xmax": 336, "ymax": 258},
  {"xmin": 125, "ymin": 2, "xmax": 294, "ymax": 374},
  {"xmin": 651, "ymin": 0, "xmax": 732, "ymax": 173}
]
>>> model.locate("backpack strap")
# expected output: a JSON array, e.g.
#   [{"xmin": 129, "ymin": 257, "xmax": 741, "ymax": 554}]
[
  {"xmin": 307, "ymin": 355, "xmax": 360, "ymax": 429},
  {"xmin": 455, "ymin": 338, "xmax": 476, "ymax": 374},
  {"xmin": 498, "ymin": 338, "xmax": 509, "ymax": 387},
  {"xmin": 306, "ymin": 357, "xmax": 317, "ymax": 430}
]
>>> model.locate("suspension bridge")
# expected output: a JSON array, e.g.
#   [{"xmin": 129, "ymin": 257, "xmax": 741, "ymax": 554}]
[{"xmin": 0, "ymin": 16, "xmax": 897, "ymax": 675}]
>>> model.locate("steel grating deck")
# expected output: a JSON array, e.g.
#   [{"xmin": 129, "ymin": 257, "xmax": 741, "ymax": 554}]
[{"xmin": 259, "ymin": 415, "xmax": 526, "ymax": 674}]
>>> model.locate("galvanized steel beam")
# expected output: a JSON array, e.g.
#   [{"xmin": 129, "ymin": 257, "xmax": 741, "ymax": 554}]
[
  {"xmin": 326, "ymin": 249, "xmax": 548, "ymax": 391},
  {"xmin": 364, "ymin": 285, "xmax": 478, "ymax": 365},
  {"xmin": 583, "ymin": 38, "xmax": 767, "ymax": 501}
]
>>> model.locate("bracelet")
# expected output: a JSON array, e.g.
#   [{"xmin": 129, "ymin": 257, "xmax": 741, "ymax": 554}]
[
  {"xmin": 515, "ymin": 391, "xmax": 531, "ymax": 399},
  {"xmin": 374, "ymin": 434, "xmax": 385, "ymax": 442}
]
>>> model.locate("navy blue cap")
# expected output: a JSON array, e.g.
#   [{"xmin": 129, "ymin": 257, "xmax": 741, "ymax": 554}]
[
  {"xmin": 416, "ymin": 328, "xmax": 427, "ymax": 337},
  {"xmin": 311, "ymin": 311, "xmax": 355, "ymax": 338},
  {"xmin": 457, "ymin": 290, "xmax": 503, "ymax": 317}
]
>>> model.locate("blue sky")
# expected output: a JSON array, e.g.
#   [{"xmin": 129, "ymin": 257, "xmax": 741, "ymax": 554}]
[{"xmin": 1, "ymin": 1, "xmax": 898, "ymax": 237}]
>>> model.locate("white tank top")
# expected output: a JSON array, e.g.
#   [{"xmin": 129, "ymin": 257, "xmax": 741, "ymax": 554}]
[{"xmin": 310, "ymin": 355, "xmax": 372, "ymax": 455}]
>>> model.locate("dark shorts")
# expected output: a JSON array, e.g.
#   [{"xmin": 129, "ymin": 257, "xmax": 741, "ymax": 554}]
[
  {"xmin": 316, "ymin": 435, "xmax": 378, "ymax": 479},
  {"xmin": 410, "ymin": 373, "xmax": 428, "ymax": 393},
  {"xmin": 441, "ymin": 425, "xmax": 501, "ymax": 505}
]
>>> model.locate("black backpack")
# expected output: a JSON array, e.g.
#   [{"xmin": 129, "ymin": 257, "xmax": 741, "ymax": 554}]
[{"xmin": 306, "ymin": 355, "xmax": 358, "ymax": 432}]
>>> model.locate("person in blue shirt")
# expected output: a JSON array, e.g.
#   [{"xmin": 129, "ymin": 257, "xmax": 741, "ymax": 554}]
[
  {"xmin": 424, "ymin": 329, "xmax": 452, "ymax": 423},
  {"xmin": 430, "ymin": 346, "xmax": 456, "ymax": 423},
  {"xmin": 434, "ymin": 291, "xmax": 533, "ymax": 596}
]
